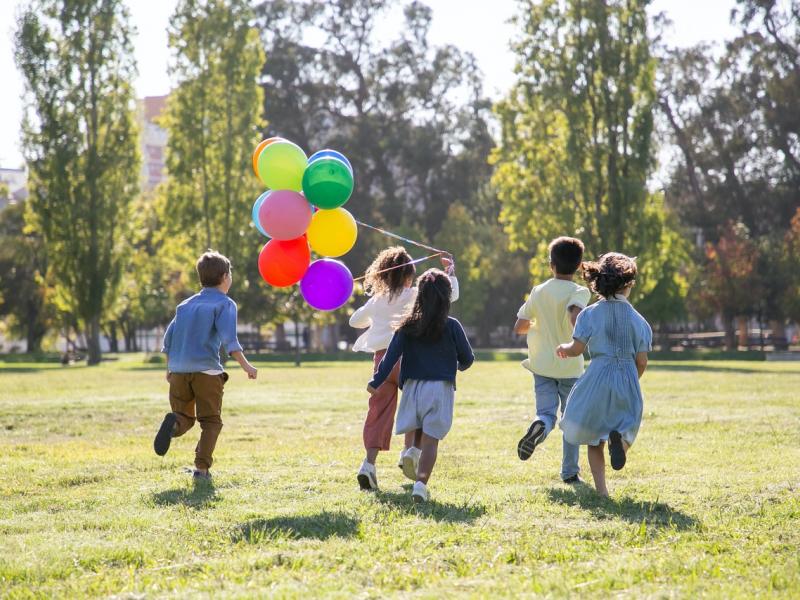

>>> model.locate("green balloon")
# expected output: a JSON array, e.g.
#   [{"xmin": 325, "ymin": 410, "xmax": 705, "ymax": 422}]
[
  {"xmin": 302, "ymin": 157, "xmax": 354, "ymax": 209},
  {"xmin": 257, "ymin": 140, "xmax": 307, "ymax": 191}
]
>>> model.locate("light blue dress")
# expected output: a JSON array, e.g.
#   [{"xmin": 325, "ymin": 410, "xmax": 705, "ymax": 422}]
[{"xmin": 560, "ymin": 296, "xmax": 653, "ymax": 447}]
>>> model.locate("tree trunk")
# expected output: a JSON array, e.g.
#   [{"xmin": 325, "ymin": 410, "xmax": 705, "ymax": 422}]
[
  {"xmin": 275, "ymin": 322, "xmax": 287, "ymax": 351},
  {"xmin": 770, "ymin": 319, "xmax": 788, "ymax": 351},
  {"xmin": 87, "ymin": 315, "xmax": 102, "ymax": 365},
  {"xmin": 736, "ymin": 316, "xmax": 749, "ymax": 349},
  {"xmin": 107, "ymin": 322, "xmax": 119, "ymax": 353},
  {"xmin": 723, "ymin": 315, "xmax": 736, "ymax": 351}
]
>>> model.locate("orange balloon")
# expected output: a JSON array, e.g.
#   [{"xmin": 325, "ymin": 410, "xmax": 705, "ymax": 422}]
[{"xmin": 252, "ymin": 137, "xmax": 284, "ymax": 178}]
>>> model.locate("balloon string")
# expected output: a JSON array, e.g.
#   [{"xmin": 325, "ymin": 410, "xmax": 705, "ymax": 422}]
[
  {"xmin": 353, "ymin": 252, "xmax": 445, "ymax": 282},
  {"xmin": 355, "ymin": 220, "xmax": 446, "ymax": 255}
]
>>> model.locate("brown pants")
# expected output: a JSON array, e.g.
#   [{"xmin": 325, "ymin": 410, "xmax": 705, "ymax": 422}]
[
  {"xmin": 363, "ymin": 350, "xmax": 401, "ymax": 451},
  {"xmin": 168, "ymin": 372, "xmax": 227, "ymax": 470}
]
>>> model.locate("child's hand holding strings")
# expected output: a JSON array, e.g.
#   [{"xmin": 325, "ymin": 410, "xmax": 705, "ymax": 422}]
[{"xmin": 440, "ymin": 253, "xmax": 455, "ymax": 275}]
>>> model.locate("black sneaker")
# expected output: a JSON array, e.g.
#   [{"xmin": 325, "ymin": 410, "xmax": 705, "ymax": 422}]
[
  {"xmin": 608, "ymin": 430, "xmax": 626, "ymax": 470},
  {"xmin": 153, "ymin": 413, "xmax": 177, "ymax": 456},
  {"xmin": 517, "ymin": 420, "xmax": 546, "ymax": 461},
  {"xmin": 563, "ymin": 474, "xmax": 584, "ymax": 484}
]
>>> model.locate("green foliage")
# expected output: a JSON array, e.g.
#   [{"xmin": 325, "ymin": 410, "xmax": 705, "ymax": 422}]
[
  {"xmin": 0, "ymin": 201, "xmax": 52, "ymax": 352},
  {"xmin": 493, "ymin": 0, "xmax": 685, "ymax": 321},
  {"xmin": 0, "ymin": 359, "xmax": 799, "ymax": 596},
  {"xmin": 14, "ymin": 0, "xmax": 140, "ymax": 364},
  {"xmin": 161, "ymin": 0, "xmax": 266, "ymax": 322}
]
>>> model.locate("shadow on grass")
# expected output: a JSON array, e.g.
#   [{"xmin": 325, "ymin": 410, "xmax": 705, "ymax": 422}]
[
  {"xmin": 232, "ymin": 511, "xmax": 359, "ymax": 543},
  {"xmin": 547, "ymin": 486, "xmax": 698, "ymax": 530},
  {"xmin": 151, "ymin": 480, "xmax": 219, "ymax": 509},
  {"xmin": 646, "ymin": 364, "xmax": 772, "ymax": 374},
  {"xmin": 373, "ymin": 488, "xmax": 486, "ymax": 523}
]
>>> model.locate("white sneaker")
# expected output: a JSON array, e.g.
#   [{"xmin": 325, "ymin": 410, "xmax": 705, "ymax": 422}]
[
  {"xmin": 397, "ymin": 450, "xmax": 405, "ymax": 470},
  {"xmin": 411, "ymin": 481, "xmax": 428, "ymax": 503},
  {"xmin": 401, "ymin": 447, "xmax": 421, "ymax": 481},
  {"xmin": 357, "ymin": 460, "xmax": 378, "ymax": 491}
]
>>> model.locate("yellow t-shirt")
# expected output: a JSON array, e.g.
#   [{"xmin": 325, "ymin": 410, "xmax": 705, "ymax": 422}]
[{"xmin": 517, "ymin": 278, "xmax": 591, "ymax": 379}]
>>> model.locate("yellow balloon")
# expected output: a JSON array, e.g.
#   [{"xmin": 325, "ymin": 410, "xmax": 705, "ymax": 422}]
[{"xmin": 307, "ymin": 208, "xmax": 357, "ymax": 257}]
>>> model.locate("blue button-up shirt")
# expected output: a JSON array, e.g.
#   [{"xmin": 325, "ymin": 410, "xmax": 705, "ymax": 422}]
[{"xmin": 162, "ymin": 288, "xmax": 244, "ymax": 373}]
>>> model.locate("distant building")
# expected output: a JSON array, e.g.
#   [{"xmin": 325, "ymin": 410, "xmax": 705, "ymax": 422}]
[
  {"xmin": 137, "ymin": 95, "xmax": 169, "ymax": 191},
  {"xmin": 0, "ymin": 167, "xmax": 28, "ymax": 211}
]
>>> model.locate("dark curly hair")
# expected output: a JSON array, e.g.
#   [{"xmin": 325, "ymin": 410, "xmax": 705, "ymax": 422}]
[
  {"xmin": 363, "ymin": 246, "xmax": 416, "ymax": 300},
  {"xmin": 398, "ymin": 269, "xmax": 452, "ymax": 342},
  {"xmin": 582, "ymin": 252, "xmax": 637, "ymax": 299}
]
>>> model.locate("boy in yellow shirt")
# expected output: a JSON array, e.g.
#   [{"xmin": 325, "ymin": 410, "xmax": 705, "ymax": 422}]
[{"xmin": 514, "ymin": 237, "xmax": 590, "ymax": 483}]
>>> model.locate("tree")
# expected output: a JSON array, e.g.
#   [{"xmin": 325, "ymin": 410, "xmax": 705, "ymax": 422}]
[
  {"xmin": 0, "ymin": 191, "xmax": 52, "ymax": 353},
  {"xmin": 15, "ymin": 0, "xmax": 140, "ymax": 364},
  {"xmin": 694, "ymin": 222, "xmax": 759, "ymax": 350},
  {"xmin": 492, "ymin": 0, "xmax": 686, "ymax": 323},
  {"xmin": 658, "ymin": 0, "xmax": 800, "ymax": 337},
  {"xmin": 162, "ymin": 0, "xmax": 264, "ymax": 270}
]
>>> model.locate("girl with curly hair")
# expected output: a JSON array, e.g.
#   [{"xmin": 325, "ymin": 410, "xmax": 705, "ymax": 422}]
[{"xmin": 555, "ymin": 252, "xmax": 653, "ymax": 496}]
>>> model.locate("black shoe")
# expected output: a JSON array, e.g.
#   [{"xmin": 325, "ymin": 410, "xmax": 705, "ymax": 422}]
[
  {"xmin": 608, "ymin": 430, "xmax": 626, "ymax": 470},
  {"xmin": 192, "ymin": 469, "xmax": 212, "ymax": 481},
  {"xmin": 154, "ymin": 413, "xmax": 177, "ymax": 456},
  {"xmin": 517, "ymin": 420, "xmax": 546, "ymax": 461},
  {"xmin": 563, "ymin": 475, "xmax": 584, "ymax": 484}
]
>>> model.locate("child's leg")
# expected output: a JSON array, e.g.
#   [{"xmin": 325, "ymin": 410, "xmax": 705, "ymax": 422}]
[
  {"xmin": 518, "ymin": 375, "xmax": 559, "ymax": 460},
  {"xmin": 404, "ymin": 431, "xmax": 416, "ymax": 450},
  {"xmin": 362, "ymin": 352, "xmax": 400, "ymax": 463},
  {"xmin": 168, "ymin": 373, "xmax": 197, "ymax": 437},
  {"xmin": 587, "ymin": 443, "xmax": 608, "ymax": 497},
  {"xmin": 192, "ymin": 373, "xmax": 225, "ymax": 471},
  {"xmin": 416, "ymin": 433, "xmax": 439, "ymax": 484},
  {"xmin": 557, "ymin": 378, "xmax": 580, "ymax": 480}
]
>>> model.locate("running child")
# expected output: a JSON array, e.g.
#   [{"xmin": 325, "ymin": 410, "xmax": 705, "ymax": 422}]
[
  {"xmin": 368, "ymin": 269, "xmax": 474, "ymax": 502},
  {"xmin": 350, "ymin": 247, "xmax": 458, "ymax": 490},
  {"xmin": 154, "ymin": 251, "xmax": 258, "ymax": 479},
  {"xmin": 514, "ymin": 237, "xmax": 590, "ymax": 483},
  {"xmin": 556, "ymin": 252, "xmax": 652, "ymax": 496}
]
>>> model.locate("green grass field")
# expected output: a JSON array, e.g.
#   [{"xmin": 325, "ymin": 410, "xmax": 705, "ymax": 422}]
[{"xmin": 1, "ymin": 356, "xmax": 799, "ymax": 598}]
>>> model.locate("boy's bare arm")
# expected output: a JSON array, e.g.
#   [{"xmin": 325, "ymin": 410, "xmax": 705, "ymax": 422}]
[
  {"xmin": 230, "ymin": 351, "xmax": 258, "ymax": 379},
  {"xmin": 513, "ymin": 318, "xmax": 530, "ymax": 335},
  {"xmin": 568, "ymin": 305, "xmax": 582, "ymax": 327},
  {"xmin": 635, "ymin": 351, "xmax": 648, "ymax": 378}
]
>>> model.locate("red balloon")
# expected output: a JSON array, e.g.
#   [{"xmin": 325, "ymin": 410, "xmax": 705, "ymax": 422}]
[{"xmin": 257, "ymin": 236, "xmax": 310, "ymax": 287}]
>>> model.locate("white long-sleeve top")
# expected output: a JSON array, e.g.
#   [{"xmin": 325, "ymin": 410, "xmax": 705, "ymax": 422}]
[{"xmin": 349, "ymin": 276, "xmax": 459, "ymax": 353}]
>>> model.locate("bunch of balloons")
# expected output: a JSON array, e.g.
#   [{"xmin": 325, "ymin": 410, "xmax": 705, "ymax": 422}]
[{"xmin": 250, "ymin": 138, "xmax": 357, "ymax": 311}]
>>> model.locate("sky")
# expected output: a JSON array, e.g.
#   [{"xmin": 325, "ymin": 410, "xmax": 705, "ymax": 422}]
[{"xmin": 0, "ymin": 0, "xmax": 739, "ymax": 168}]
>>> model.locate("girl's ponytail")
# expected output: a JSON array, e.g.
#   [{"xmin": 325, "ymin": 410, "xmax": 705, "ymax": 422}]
[{"xmin": 582, "ymin": 253, "xmax": 637, "ymax": 299}]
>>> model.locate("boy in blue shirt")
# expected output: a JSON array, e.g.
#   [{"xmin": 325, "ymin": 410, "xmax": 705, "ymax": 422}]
[{"xmin": 154, "ymin": 251, "xmax": 257, "ymax": 479}]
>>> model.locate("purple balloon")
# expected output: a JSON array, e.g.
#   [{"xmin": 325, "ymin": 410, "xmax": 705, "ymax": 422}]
[{"xmin": 300, "ymin": 259, "xmax": 354, "ymax": 311}]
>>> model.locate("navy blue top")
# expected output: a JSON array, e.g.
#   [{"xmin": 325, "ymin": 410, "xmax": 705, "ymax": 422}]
[
  {"xmin": 161, "ymin": 287, "xmax": 243, "ymax": 373},
  {"xmin": 369, "ymin": 317, "xmax": 475, "ymax": 390}
]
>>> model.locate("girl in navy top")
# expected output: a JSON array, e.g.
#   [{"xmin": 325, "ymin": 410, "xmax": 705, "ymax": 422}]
[{"xmin": 369, "ymin": 269, "xmax": 474, "ymax": 503}]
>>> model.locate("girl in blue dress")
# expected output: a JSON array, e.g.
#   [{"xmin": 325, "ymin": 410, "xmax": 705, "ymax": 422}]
[{"xmin": 556, "ymin": 253, "xmax": 652, "ymax": 497}]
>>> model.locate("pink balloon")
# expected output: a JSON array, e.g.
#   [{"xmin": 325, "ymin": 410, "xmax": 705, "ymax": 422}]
[{"xmin": 258, "ymin": 190, "xmax": 313, "ymax": 240}]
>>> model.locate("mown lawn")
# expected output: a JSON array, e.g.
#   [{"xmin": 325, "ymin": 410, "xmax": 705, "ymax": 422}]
[{"xmin": 1, "ymin": 356, "xmax": 798, "ymax": 598}]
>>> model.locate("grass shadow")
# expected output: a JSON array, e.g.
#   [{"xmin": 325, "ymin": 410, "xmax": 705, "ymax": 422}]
[
  {"xmin": 151, "ymin": 480, "xmax": 219, "ymax": 509},
  {"xmin": 232, "ymin": 511, "xmax": 359, "ymax": 543},
  {"xmin": 373, "ymin": 488, "xmax": 486, "ymax": 523},
  {"xmin": 646, "ymin": 364, "xmax": 773, "ymax": 374},
  {"xmin": 547, "ymin": 486, "xmax": 698, "ymax": 530}
]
